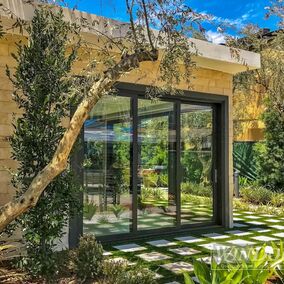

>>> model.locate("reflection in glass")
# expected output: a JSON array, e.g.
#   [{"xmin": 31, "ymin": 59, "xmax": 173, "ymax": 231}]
[
  {"xmin": 180, "ymin": 104, "xmax": 213, "ymax": 224},
  {"xmin": 137, "ymin": 100, "xmax": 176, "ymax": 230},
  {"xmin": 83, "ymin": 96, "xmax": 132, "ymax": 236}
]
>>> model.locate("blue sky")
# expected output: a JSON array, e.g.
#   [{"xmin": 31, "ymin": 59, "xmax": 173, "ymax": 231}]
[{"xmin": 64, "ymin": 0, "xmax": 279, "ymax": 43}]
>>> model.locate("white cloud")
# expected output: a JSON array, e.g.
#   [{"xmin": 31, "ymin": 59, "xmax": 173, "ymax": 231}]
[{"xmin": 205, "ymin": 30, "xmax": 225, "ymax": 44}]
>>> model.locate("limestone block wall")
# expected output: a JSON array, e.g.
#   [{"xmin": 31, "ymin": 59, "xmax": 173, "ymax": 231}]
[{"xmin": 0, "ymin": 34, "xmax": 233, "ymax": 226}]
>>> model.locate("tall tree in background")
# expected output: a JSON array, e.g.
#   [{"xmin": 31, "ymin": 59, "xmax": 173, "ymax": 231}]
[
  {"xmin": 230, "ymin": 0, "xmax": 284, "ymax": 191},
  {"xmin": 0, "ymin": 0, "xmax": 206, "ymax": 231}
]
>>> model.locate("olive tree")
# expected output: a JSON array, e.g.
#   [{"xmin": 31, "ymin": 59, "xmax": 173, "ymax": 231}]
[{"xmin": 0, "ymin": 0, "xmax": 207, "ymax": 231}]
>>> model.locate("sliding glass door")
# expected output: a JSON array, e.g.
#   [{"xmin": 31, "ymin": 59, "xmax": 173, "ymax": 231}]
[
  {"xmin": 82, "ymin": 94, "xmax": 216, "ymax": 237},
  {"xmin": 83, "ymin": 95, "xmax": 132, "ymax": 236},
  {"xmin": 180, "ymin": 104, "xmax": 214, "ymax": 224},
  {"xmin": 137, "ymin": 99, "xmax": 177, "ymax": 230}
]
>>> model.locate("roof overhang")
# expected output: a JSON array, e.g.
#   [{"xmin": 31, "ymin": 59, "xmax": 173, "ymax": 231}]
[{"xmin": 0, "ymin": 0, "xmax": 261, "ymax": 74}]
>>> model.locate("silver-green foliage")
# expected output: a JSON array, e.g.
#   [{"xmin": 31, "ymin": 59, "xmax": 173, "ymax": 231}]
[{"xmin": 74, "ymin": 234, "xmax": 104, "ymax": 281}]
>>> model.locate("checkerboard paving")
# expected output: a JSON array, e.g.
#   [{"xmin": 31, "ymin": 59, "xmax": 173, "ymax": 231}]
[{"xmin": 103, "ymin": 209, "xmax": 284, "ymax": 283}]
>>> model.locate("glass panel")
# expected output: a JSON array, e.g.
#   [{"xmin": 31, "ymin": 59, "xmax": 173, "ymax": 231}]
[
  {"xmin": 83, "ymin": 95, "xmax": 132, "ymax": 236},
  {"xmin": 180, "ymin": 104, "xmax": 213, "ymax": 224},
  {"xmin": 137, "ymin": 99, "xmax": 176, "ymax": 230}
]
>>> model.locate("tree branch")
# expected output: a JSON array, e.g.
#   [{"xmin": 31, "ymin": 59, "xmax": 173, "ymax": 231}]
[
  {"xmin": 126, "ymin": 0, "xmax": 139, "ymax": 47},
  {"xmin": 141, "ymin": 0, "xmax": 154, "ymax": 49},
  {"xmin": 0, "ymin": 48, "xmax": 158, "ymax": 232}
]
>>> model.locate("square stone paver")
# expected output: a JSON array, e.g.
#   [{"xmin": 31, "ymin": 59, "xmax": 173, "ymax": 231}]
[
  {"xmin": 147, "ymin": 239, "xmax": 177, "ymax": 247},
  {"xmin": 198, "ymin": 243, "xmax": 229, "ymax": 251},
  {"xmin": 138, "ymin": 252, "xmax": 171, "ymax": 262},
  {"xmin": 275, "ymin": 232, "xmax": 284, "ymax": 238},
  {"xmin": 169, "ymin": 247, "xmax": 200, "ymax": 256},
  {"xmin": 269, "ymin": 225, "xmax": 284, "ymax": 230},
  {"xmin": 246, "ymin": 221, "xmax": 265, "ymax": 225},
  {"xmin": 249, "ymin": 227, "xmax": 271, "ymax": 233},
  {"xmin": 233, "ymin": 217, "xmax": 244, "ymax": 221},
  {"xmin": 226, "ymin": 239, "xmax": 255, "ymax": 247},
  {"xmin": 161, "ymin": 261, "xmax": 194, "ymax": 274},
  {"xmin": 233, "ymin": 223, "xmax": 249, "ymax": 228},
  {"xmin": 103, "ymin": 251, "xmax": 112, "ymax": 256},
  {"xmin": 246, "ymin": 216, "xmax": 261, "ymax": 219},
  {"xmin": 202, "ymin": 233, "xmax": 230, "ymax": 239},
  {"xmin": 251, "ymin": 236, "xmax": 279, "ymax": 242},
  {"xmin": 225, "ymin": 230, "xmax": 252, "ymax": 236},
  {"xmin": 175, "ymin": 236, "xmax": 204, "ymax": 243},
  {"xmin": 113, "ymin": 243, "xmax": 147, "ymax": 252},
  {"xmin": 264, "ymin": 219, "xmax": 282, "ymax": 223}
]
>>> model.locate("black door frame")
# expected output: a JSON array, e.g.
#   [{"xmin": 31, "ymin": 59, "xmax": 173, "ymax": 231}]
[{"xmin": 69, "ymin": 83, "xmax": 230, "ymax": 246}]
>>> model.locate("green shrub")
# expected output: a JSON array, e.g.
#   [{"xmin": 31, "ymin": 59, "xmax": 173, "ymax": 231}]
[
  {"xmin": 240, "ymin": 185, "xmax": 273, "ymax": 205},
  {"xmin": 9, "ymin": 7, "xmax": 81, "ymax": 278},
  {"xmin": 83, "ymin": 201, "xmax": 98, "ymax": 220},
  {"xmin": 143, "ymin": 173, "xmax": 159, "ymax": 188},
  {"xmin": 141, "ymin": 187, "xmax": 167, "ymax": 202},
  {"xmin": 97, "ymin": 215, "xmax": 110, "ymax": 224},
  {"xmin": 254, "ymin": 93, "xmax": 284, "ymax": 191},
  {"xmin": 100, "ymin": 261, "xmax": 157, "ymax": 284},
  {"xmin": 152, "ymin": 188, "xmax": 167, "ymax": 201},
  {"xmin": 233, "ymin": 198, "xmax": 284, "ymax": 216},
  {"xmin": 74, "ymin": 234, "xmax": 104, "ymax": 281},
  {"xmin": 233, "ymin": 142, "xmax": 258, "ymax": 181},
  {"xmin": 271, "ymin": 192, "xmax": 284, "ymax": 207},
  {"xmin": 141, "ymin": 187, "xmax": 154, "ymax": 201},
  {"xmin": 111, "ymin": 204, "xmax": 126, "ymax": 219},
  {"xmin": 181, "ymin": 182, "xmax": 212, "ymax": 197}
]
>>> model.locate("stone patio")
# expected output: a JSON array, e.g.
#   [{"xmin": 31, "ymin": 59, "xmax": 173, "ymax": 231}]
[{"xmin": 102, "ymin": 209, "xmax": 284, "ymax": 284}]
